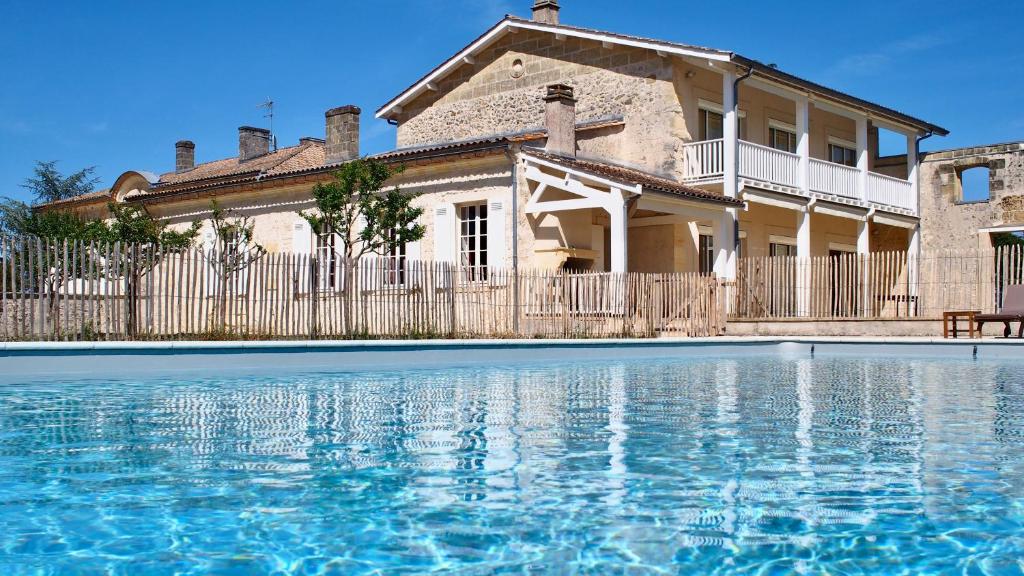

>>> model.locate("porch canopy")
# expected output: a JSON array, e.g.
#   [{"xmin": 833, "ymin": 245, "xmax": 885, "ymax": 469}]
[{"xmin": 522, "ymin": 149, "xmax": 744, "ymax": 272}]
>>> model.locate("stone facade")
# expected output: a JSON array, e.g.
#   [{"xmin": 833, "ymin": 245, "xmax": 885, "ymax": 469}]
[
  {"xmin": 396, "ymin": 30, "xmax": 679, "ymax": 176},
  {"xmin": 918, "ymin": 142, "xmax": 1024, "ymax": 250}
]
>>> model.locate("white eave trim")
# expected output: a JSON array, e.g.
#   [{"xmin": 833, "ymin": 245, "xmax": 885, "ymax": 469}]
[
  {"xmin": 375, "ymin": 18, "xmax": 730, "ymax": 119},
  {"xmin": 521, "ymin": 152, "xmax": 643, "ymax": 194}
]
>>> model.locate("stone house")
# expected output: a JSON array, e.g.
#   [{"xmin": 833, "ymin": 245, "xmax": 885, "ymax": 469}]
[{"xmin": 46, "ymin": 0, "xmax": 950, "ymax": 283}]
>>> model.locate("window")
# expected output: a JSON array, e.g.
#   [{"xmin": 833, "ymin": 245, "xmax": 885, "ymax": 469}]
[
  {"xmin": 698, "ymin": 102, "xmax": 746, "ymax": 141},
  {"xmin": 316, "ymin": 224, "xmax": 339, "ymax": 289},
  {"xmin": 768, "ymin": 239, "xmax": 797, "ymax": 315},
  {"xmin": 699, "ymin": 234, "xmax": 714, "ymax": 275},
  {"xmin": 828, "ymin": 143, "xmax": 857, "ymax": 167},
  {"xmin": 385, "ymin": 228, "xmax": 407, "ymax": 285},
  {"xmin": 959, "ymin": 165, "xmax": 991, "ymax": 203},
  {"xmin": 769, "ymin": 124, "xmax": 797, "ymax": 153},
  {"xmin": 770, "ymin": 242, "xmax": 797, "ymax": 257},
  {"xmin": 699, "ymin": 109, "xmax": 724, "ymax": 141},
  {"xmin": 459, "ymin": 203, "xmax": 488, "ymax": 280}
]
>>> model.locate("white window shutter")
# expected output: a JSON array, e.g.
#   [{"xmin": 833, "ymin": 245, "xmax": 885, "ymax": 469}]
[
  {"xmin": 292, "ymin": 219, "xmax": 312, "ymax": 254},
  {"xmin": 488, "ymin": 200, "xmax": 506, "ymax": 270},
  {"xmin": 203, "ymin": 230, "xmax": 218, "ymax": 294},
  {"xmin": 292, "ymin": 220, "xmax": 312, "ymax": 294},
  {"xmin": 433, "ymin": 204, "xmax": 454, "ymax": 263}
]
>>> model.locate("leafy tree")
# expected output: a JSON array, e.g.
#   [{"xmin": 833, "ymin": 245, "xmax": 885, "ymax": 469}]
[
  {"xmin": 300, "ymin": 158, "xmax": 424, "ymax": 262},
  {"xmin": 21, "ymin": 161, "xmax": 100, "ymax": 204},
  {"xmin": 298, "ymin": 158, "xmax": 424, "ymax": 336}
]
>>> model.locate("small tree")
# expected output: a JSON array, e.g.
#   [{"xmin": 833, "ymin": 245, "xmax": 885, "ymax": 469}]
[
  {"xmin": 204, "ymin": 201, "xmax": 266, "ymax": 331},
  {"xmin": 298, "ymin": 158, "xmax": 424, "ymax": 335},
  {"xmin": 97, "ymin": 203, "xmax": 200, "ymax": 337}
]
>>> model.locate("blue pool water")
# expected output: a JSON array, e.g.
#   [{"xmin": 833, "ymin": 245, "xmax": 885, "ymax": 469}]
[{"xmin": 1, "ymin": 356, "xmax": 1024, "ymax": 574}]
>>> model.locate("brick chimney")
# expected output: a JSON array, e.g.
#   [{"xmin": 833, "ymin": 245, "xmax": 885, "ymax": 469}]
[
  {"xmin": 532, "ymin": 0, "xmax": 560, "ymax": 24},
  {"xmin": 238, "ymin": 126, "xmax": 271, "ymax": 162},
  {"xmin": 325, "ymin": 105, "xmax": 360, "ymax": 164},
  {"xmin": 544, "ymin": 84, "xmax": 576, "ymax": 157},
  {"xmin": 175, "ymin": 140, "xmax": 195, "ymax": 173}
]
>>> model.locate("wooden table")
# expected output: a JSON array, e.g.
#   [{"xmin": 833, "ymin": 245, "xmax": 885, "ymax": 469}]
[{"xmin": 943, "ymin": 310, "xmax": 980, "ymax": 339}]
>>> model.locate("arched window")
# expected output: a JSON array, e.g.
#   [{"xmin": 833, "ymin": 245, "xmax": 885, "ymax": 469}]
[{"xmin": 958, "ymin": 165, "xmax": 991, "ymax": 203}]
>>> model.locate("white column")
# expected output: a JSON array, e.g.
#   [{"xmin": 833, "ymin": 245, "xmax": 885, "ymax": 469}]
[
  {"xmin": 720, "ymin": 70, "xmax": 739, "ymax": 283},
  {"xmin": 796, "ymin": 207, "xmax": 811, "ymax": 316},
  {"xmin": 723, "ymin": 70, "xmax": 738, "ymax": 200},
  {"xmin": 713, "ymin": 212, "xmax": 732, "ymax": 277},
  {"xmin": 796, "ymin": 96, "xmax": 810, "ymax": 194},
  {"xmin": 857, "ymin": 219, "xmax": 870, "ymax": 254},
  {"xmin": 907, "ymin": 136, "xmax": 921, "ymax": 311},
  {"xmin": 856, "ymin": 116, "xmax": 869, "ymax": 202},
  {"xmin": 907, "ymin": 133, "xmax": 920, "ymax": 217},
  {"xmin": 608, "ymin": 188, "xmax": 628, "ymax": 273},
  {"xmin": 858, "ymin": 217, "xmax": 871, "ymax": 316},
  {"xmin": 908, "ymin": 224, "xmax": 921, "ymax": 311}
]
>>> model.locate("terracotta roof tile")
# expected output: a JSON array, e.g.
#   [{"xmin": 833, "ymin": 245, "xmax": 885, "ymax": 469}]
[
  {"xmin": 39, "ymin": 188, "xmax": 112, "ymax": 208},
  {"xmin": 153, "ymin": 140, "xmax": 324, "ymax": 189},
  {"xmin": 522, "ymin": 148, "xmax": 743, "ymax": 206}
]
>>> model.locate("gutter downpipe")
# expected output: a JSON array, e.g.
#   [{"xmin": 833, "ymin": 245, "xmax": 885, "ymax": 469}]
[
  {"xmin": 504, "ymin": 145, "xmax": 521, "ymax": 335},
  {"xmin": 731, "ymin": 65, "xmax": 754, "ymax": 253}
]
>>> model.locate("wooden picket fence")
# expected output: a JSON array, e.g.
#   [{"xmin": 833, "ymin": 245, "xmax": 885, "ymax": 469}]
[
  {"xmin": 732, "ymin": 245, "xmax": 1024, "ymax": 319},
  {"xmin": 0, "ymin": 236, "xmax": 724, "ymax": 341}
]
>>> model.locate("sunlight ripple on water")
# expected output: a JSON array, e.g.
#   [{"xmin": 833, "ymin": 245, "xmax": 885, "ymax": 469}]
[{"xmin": 1, "ymin": 356, "xmax": 1023, "ymax": 574}]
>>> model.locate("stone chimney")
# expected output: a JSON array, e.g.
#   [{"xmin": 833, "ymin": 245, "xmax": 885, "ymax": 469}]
[
  {"xmin": 175, "ymin": 140, "xmax": 195, "ymax": 173},
  {"xmin": 238, "ymin": 126, "xmax": 271, "ymax": 162},
  {"xmin": 532, "ymin": 0, "xmax": 560, "ymax": 24},
  {"xmin": 325, "ymin": 105, "xmax": 361, "ymax": 164},
  {"xmin": 544, "ymin": 84, "xmax": 576, "ymax": 157}
]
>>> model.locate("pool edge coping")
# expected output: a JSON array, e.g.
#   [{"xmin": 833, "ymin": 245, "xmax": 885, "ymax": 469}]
[{"xmin": 2, "ymin": 336, "xmax": 1022, "ymax": 353}]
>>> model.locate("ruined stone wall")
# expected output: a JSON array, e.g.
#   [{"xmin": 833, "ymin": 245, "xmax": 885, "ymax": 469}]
[
  {"xmin": 395, "ymin": 30, "xmax": 679, "ymax": 176},
  {"xmin": 918, "ymin": 142, "xmax": 1024, "ymax": 251}
]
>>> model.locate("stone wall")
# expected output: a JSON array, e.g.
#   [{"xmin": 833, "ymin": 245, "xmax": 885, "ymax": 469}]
[
  {"xmin": 919, "ymin": 142, "xmax": 1024, "ymax": 251},
  {"xmin": 395, "ymin": 29, "xmax": 679, "ymax": 176}
]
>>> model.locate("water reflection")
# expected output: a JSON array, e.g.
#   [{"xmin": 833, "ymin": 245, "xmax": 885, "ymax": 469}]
[{"xmin": 0, "ymin": 357, "xmax": 1023, "ymax": 573}]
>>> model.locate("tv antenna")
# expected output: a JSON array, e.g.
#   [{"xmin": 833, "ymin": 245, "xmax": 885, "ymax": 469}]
[{"xmin": 258, "ymin": 99, "xmax": 277, "ymax": 151}]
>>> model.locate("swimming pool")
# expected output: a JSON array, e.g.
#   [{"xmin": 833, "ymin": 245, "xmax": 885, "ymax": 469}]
[{"xmin": 1, "ymin": 353, "xmax": 1022, "ymax": 573}]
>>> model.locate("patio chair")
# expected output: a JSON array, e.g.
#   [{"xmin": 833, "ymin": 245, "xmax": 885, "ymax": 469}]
[{"xmin": 977, "ymin": 284, "xmax": 1024, "ymax": 338}]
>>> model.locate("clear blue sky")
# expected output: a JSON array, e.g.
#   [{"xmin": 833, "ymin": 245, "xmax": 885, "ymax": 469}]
[{"xmin": 1, "ymin": 0, "xmax": 1020, "ymax": 203}]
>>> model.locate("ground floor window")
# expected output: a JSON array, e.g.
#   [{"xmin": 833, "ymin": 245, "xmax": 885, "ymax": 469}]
[
  {"xmin": 699, "ymin": 234, "xmax": 714, "ymax": 275},
  {"xmin": 459, "ymin": 203, "xmax": 488, "ymax": 281},
  {"xmin": 316, "ymin": 224, "xmax": 339, "ymax": 289},
  {"xmin": 385, "ymin": 228, "xmax": 407, "ymax": 285},
  {"xmin": 770, "ymin": 242, "xmax": 797, "ymax": 257}
]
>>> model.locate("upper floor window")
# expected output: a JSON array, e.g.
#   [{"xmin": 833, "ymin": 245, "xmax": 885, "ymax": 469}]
[
  {"xmin": 459, "ymin": 203, "xmax": 488, "ymax": 280},
  {"xmin": 699, "ymin": 108, "xmax": 723, "ymax": 141},
  {"xmin": 698, "ymin": 100, "xmax": 746, "ymax": 141},
  {"xmin": 828, "ymin": 142, "xmax": 857, "ymax": 167},
  {"xmin": 768, "ymin": 121, "xmax": 797, "ymax": 153}
]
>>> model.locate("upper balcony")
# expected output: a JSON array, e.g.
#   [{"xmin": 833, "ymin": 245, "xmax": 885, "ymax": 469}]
[{"xmin": 682, "ymin": 139, "xmax": 916, "ymax": 215}]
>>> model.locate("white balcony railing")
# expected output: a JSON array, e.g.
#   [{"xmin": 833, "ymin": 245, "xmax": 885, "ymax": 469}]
[
  {"xmin": 681, "ymin": 139, "xmax": 916, "ymax": 214},
  {"xmin": 809, "ymin": 158, "xmax": 860, "ymax": 200},
  {"xmin": 738, "ymin": 140, "xmax": 800, "ymax": 189},
  {"xmin": 681, "ymin": 138, "xmax": 724, "ymax": 181},
  {"xmin": 867, "ymin": 172, "xmax": 915, "ymax": 212}
]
